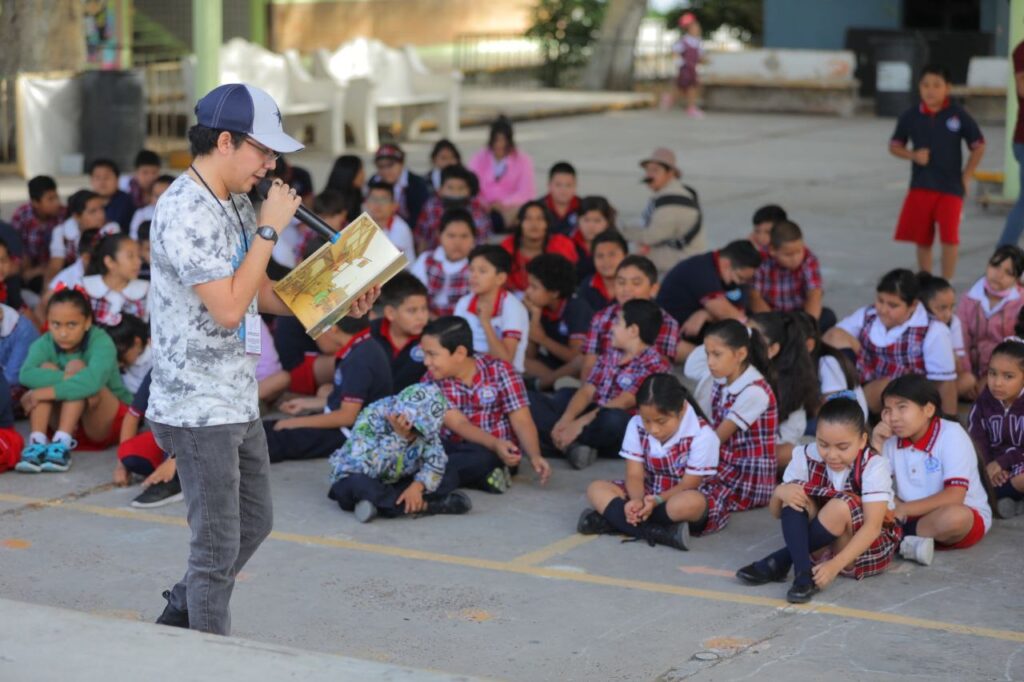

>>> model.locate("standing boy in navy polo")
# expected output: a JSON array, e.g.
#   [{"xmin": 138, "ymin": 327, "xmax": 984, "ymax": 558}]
[
  {"xmin": 371, "ymin": 272, "xmax": 430, "ymax": 391},
  {"xmin": 890, "ymin": 64, "xmax": 985, "ymax": 280}
]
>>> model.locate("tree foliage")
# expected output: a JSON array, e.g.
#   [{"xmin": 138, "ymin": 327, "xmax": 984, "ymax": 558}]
[
  {"xmin": 665, "ymin": 0, "xmax": 763, "ymax": 43},
  {"xmin": 526, "ymin": 0, "xmax": 607, "ymax": 87}
]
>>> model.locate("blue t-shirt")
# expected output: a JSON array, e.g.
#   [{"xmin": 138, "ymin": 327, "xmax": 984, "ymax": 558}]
[{"xmin": 891, "ymin": 102, "xmax": 984, "ymax": 197}]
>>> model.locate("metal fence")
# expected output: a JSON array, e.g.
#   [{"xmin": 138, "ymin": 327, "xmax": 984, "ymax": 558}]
[{"xmin": 141, "ymin": 60, "xmax": 189, "ymax": 153}]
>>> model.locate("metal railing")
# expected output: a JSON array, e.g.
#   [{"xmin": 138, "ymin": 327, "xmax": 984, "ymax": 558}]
[{"xmin": 141, "ymin": 60, "xmax": 190, "ymax": 153}]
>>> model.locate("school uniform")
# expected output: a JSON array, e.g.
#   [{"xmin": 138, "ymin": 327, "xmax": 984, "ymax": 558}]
[
  {"xmin": 752, "ymin": 248, "xmax": 825, "ymax": 313},
  {"xmin": 82, "ymin": 274, "xmax": 150, "ymax": 322},
  {"xmin": 424, "ymin": 354, "xmax": 528, "ymax": 489},
  {"xmin": 817, "ymin": 355, "xmax": 869, "ymax": 417},
  {"xmin": 542, "ymin": 194, "xmax": 581, "ymax": 236},
  {"xmin": 264, "ymin": 329, "xmax": 393, "ymax": 463},
  {"xmin": 784, "ymin": 443, "xmax": 901, "ymax": 579},
  {"xmin": 499, "ymin": 234, "xmax": 579, "ymax": 293},
  {"xmin": 777, "ymin": 408, "xmax": 807, "ymax": 447},
  {"xmin": 0, "ymin": 303, "xmax": 38, "ymax": 392},
  {"xmin": 575, "ymin": 273, "xmax": 614, "ymax": 311},
  {"xmin": 968, "ymin": 387, "xmax": 1024, "ymax": 482},
  {"xmin": 616, "ymin": 406, "xmax": 728, "ymax": 535},
  {"xmin": 381, "ymin": 214, "xmax": 416, "ymax": 270},
  {"xmin": 454, "ymin": 289, "xmax": 529, "ymax": 373},
  {"xmin": 657, "ymin": 251, "xmax": 748, "ymax": 335},
  {"xmin": 535, "ymin": 294, "xmax": 594, "ymax": 369},
  {"xmin": 117, "ymin": 371, "xmax": 167, "ymax": 476},
  {"xmin": 836, "ymin": 304, "xmax": 956, "ymax": 384},
  {"xmin": 883, "ymin": 417, "xmax": 992, "ymax": 549},
  {"xmin": 957, "ymin": 278, "xmax": 1024, "ymax": 380},
  {"xmin": 104, "ymin": 190, "xmax": 136, "ymax": 233},
  {"xmin": 531, "ymin": 345, "xmax": 669, "ymax": 459},
  {"xmin": 410, "ymin": 247, "xmax": 470, "ymax": 318},
  {"xmin": 582, "ymin": 301, "xmax": 680, "ymax": 364},
  {"xmin": 370, "ymin": 318, "xmax": 426, "ymax": 391},
  {"xmin": 414, "ymin": 195, "xmax": 492, "ymax": 251},
  {"xmin": 49, "ymin": 259, "xmax": 86, "ymax": 292}
]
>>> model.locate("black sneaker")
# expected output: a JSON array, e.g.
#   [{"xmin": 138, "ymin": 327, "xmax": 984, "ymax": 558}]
[
  {"xmin": 576, "ymin": 508, "xmax": 614, "ymax": 535},
  {"xmin": 423, "ymin": 491, "xmax": 473, "ymax": 516},
  {"xmin": 640, "ymin": 522, "xmax": 689, "ymax": 551},
  {"xmin": 155, "ymin": 590, "xmax": 189, "ymax": 628},
  {"xmin": 736, "ymin": 556, "xmax": 790, "ymax": 585},
  {"xmin": 566, "ymin": 443, "xmax": 598, "ymax": 470},
  {"xmin": 131, "ymin": 478, "xmax": 184, "ymax": 509},
  {"xmin": 786, "ymin": 577, "xmax": 819, "ymax": 604}
]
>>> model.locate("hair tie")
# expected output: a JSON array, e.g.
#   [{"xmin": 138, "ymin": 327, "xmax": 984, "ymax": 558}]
[
  {"xmin": 98, "ymin": 223, "xmax": 121, "ymax": 238},
  {"xmin": 825, "ymin": 390, "xmax": 858, "ymax": 403},
  {"xmin": 1004, "ymin": 335, "xmax": 1024, "ymax": 345},
  {"xmin": 53, "ymin": 282, "xmax": 88, "ymax": 297},
  {"xmin": 96, "ymin": 309, "xmax": 122, "ymax": 327}
]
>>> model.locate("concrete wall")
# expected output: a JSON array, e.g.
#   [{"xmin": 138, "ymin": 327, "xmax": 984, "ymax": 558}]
[{"xmin": 763, "ymin": 0, "xmax": 901, "ymax": 50}]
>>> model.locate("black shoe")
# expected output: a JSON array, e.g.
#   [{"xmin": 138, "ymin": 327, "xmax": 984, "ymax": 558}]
[
  {"xmin": 566, "ymin": 443, "xmax": 598, "ymax": 470},
  {"xmin": 131, "ymin": 477, "xmax": 184, "ymax": 509},
  {"xmin": 155, "ymin": 590, "xmax": 189, "ymax": 628},
  {"xmin": 640, "ymin": 522, "xmax": 689, "ymax": 551},
  {"xmin": 576, "ymin": 508, "xmax": 614, "ymax": 535},
  {"xmin": 736, "ymin": 556, "xmax": 790, "ymax": 585},
  {"xmin": 423, "ymin": 490, "xmax": 473, "ymax": 516},
  {"xmin": 786, "ymin": 578, "xmax": 819, "ymax": 604}
]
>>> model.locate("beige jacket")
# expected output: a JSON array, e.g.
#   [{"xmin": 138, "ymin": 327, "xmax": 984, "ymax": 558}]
[{"xmin": 622, "ymin": 179, "xmax": 705, "ymax": 276}]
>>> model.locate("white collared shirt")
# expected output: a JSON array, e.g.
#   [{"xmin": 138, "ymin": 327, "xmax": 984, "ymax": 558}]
[
  {"xmin": 837, "ymin": 304, "xmax": 956, "ymax": 381},
  {"xmin": 818, "ymin": 355, "xmax": 870, "ymax": 417},
  {"xmin": 785, "ymin": 442, "xmax": 893, "ymax": 504},
  {"xmin": 717, "ymin": 365, "xmax": 771, "ymax": 432},
  {"xmin": 966, "ymin": 277, "xmax": 1020, "ymax": 318},
  {"xmin": 454, "ymin": 289, "xmax": 529, "ymax": 372},
  {"xmin": 411, "ymin": 247, "xmax": 468, "ymax": 312},
  {"xmin": 619, "ymin": 406, "xmax": 720, "ymax": 477}
]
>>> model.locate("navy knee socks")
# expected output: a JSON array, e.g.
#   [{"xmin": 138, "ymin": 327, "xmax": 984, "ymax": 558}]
[
  {"xmin": 757, "ymin": 507, "xmax": 838, "ymax": 586},
  {"xmin": 996, "ymin": 481, "xmax": 1024, "ymax": 501}
]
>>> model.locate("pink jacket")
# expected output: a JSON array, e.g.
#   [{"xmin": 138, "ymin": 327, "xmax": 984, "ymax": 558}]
[
  {"xmin": 468, "ymin": 147, "xmax": 536, "ymax": 208},
  {"xmin": 957, "ymin": 285, "xmax": 1024, "ymax": 377}
]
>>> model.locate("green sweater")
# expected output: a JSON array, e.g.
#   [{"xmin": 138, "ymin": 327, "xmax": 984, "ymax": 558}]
[{"xmin": 19, "ymin": 326, "xmax": 132, "ymax": 404}]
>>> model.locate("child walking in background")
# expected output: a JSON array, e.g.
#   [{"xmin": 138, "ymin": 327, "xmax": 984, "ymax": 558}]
[{"xmin": 669, "ymin": 12, "xmax": 705, "ymax": 118}]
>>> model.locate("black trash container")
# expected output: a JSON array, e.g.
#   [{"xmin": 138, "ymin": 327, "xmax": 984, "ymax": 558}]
[
  {"xmin": 78, "ymin": 70, "xmax": 146, "ymax": 173},
  {"xmin": 874, "ymin": 35, "xmax": 929, "ymax": 117}
]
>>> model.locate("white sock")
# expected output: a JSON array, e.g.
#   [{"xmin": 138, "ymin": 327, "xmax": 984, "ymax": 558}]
[
  {"xmin": 29, "ymin": 431, "xmax": 48, "ymax": 445},
  {"xmin": 53, "ymin": 431, "xmax": 73, "ymax": 447}
]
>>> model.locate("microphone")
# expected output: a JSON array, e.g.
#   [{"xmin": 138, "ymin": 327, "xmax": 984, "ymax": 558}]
[{"xmin": 255, "ymin": 178, "xmax": 341, "ymax": 244}]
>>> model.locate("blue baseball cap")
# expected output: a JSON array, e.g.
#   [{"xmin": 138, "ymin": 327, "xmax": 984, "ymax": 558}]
[{"xmin": 194, "ymin": 83, "xmax": 304, "ymax": 154}]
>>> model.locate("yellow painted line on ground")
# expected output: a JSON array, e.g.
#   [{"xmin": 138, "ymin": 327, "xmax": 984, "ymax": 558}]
[
  {"xmin": 508, "ymin": 533, "xmax": 596, "ymax": 566},
  {"xmin": 4, "ymin": 491, "xmax": 1024, "ymax": 644}
]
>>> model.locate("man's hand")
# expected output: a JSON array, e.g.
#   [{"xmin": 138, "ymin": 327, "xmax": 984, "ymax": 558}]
[
  {"xmin": 259, "ymin": 179, "xmax": 302, "ymax": 233},
  {"xmin": 348, "ymin": 285, "xmax": 381, "ymax": 319},
  {"xmin": 912, "ymin": 148, "xmax": 930, "ymax": 166}
]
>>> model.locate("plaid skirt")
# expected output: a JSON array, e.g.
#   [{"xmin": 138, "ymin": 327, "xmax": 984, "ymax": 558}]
[
  {"xmin": 811, "ymin": 491, "xmax": 902, "ymax": 580},
  {"xmin": 612, "ymin": 478, "xmax": 730, "ymax": 536}
]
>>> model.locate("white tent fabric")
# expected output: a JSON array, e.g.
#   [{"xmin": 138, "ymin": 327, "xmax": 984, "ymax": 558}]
[{"xmin": 17, "ymin": 74, "xmax": 81, "ymax": 179}]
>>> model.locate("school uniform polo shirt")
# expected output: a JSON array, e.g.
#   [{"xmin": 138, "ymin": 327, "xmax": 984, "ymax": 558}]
[
  {"xmin": 619, "ymin": 407, "xmax": 720, "ymax": 478},
  {"xmin": 657, "ymin": 251, "xmax": 747, "ymax": 326},
  {"xmin": 576, "ymin": 273, "xmax": 614, "ymax": 311},
  {"xmin": 882, "ymin": 417, "xmax": 992, "ymax": 531},
  {"xmin": 586, "ymin": 345, "xmax": 670, "ymax": 406},
  {"xmin": 836, "ymin": 304, "xmax": 956, "ymax": 381},
  {"xmin": 785, "ymin": 442, "xmax": 893, "ymax": 504},
  {"xmin": 890, "ymin": 101, "xmax": 984, "ymax": 197},
  {"xmin": 324, "ymin": 329, "xmax": 394, "ymax": 413},
  {"xmin": 543, "ymin": 194, "xmax": 581, "ymax": 235},
  {"xmin": 454, "ymin": 289, "xmax": 529, "ymax": 372},
  {"xmin": 370, "ymin": 318, "xmax": 426, "ymax": 392},
  {"xmin": 537, "ymin": 295, "xmax": 594, "ymax": 369},
  {"xmin": 715, "ymin": 365, "xmax": 771, "ymax": 433}
]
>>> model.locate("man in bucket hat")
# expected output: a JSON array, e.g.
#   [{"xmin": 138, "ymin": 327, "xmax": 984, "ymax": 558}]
[{"xmin": 147, "ymin": 84, "xmax": 379, "ymax": 635}]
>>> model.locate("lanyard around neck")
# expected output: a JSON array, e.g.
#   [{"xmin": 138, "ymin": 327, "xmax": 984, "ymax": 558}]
[{"xmin": 190, "ymin": 164, "xmax": 249, "ymax": 251}]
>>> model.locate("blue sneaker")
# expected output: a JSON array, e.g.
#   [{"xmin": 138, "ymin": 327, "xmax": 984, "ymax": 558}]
[
  {"xmin": 40, "ymin": 440, "xmax": 75, "ymax": 473},
  {"xmin": 15, "ymin": 443, "xmax": 48, "ymax": 473}
]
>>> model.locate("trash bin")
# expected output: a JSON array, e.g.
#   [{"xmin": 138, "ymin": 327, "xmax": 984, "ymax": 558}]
[
  {"xmin": 874, "ymin": 35, "xmax": 929, "ymax": 117},
  {"xmin": 78, "ymin": 70, "xmax": 146, "ymax": 173}
]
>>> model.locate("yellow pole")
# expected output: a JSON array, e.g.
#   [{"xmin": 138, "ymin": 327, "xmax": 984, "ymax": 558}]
[{"xmin": 1005, "ymin": 0, "xmax": 1024, "ymax": 200}]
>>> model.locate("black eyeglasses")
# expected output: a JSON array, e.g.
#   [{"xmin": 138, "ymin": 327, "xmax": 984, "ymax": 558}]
[{"xmin": 245, "ymin": 137, "xmax": 280, "ymax": 163}]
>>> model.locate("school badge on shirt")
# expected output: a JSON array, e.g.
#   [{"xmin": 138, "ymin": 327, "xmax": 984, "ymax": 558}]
[
  {"xmin": 617, "ymin": 374, "xmax": 635, "ymax": 390},
  {"xmin": 410, "ymin": 344, "xmax": 425, "ymax": 362},
  {"xmin": 478, "ymin": 385, "xmax": 498, "ymax": 405},
  {"xmin": 946, "ymin": 116, "xmax": 961, "ymax": 133}
]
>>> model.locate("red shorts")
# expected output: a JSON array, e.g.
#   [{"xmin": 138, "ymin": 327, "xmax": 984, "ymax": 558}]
[
  {"xmin": 0, "ymin": 427, "xmax": 25, "ymax": 473},
  {"xmin": 117, "ymin": 431, "xmax": 165, "ymax": 470},
  {"xmin": 73, "ymin": 401, "xmax": 129, "ymax": 451},
  {"xmin": 937, "ymin": 508, "xmax": 987, "ymax": 551},
  {"xmin": 289, "ymin": 353, "xmax": 319, "ymax": 395},
  {"xmin": 894, "ymin": 188, "xmax": 963, "ymax": 246}
]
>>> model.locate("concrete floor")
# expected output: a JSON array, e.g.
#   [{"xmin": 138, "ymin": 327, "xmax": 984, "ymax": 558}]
[{"xmin": 1, "ymin": 109, "xmax": 1023, "ymax": 681}]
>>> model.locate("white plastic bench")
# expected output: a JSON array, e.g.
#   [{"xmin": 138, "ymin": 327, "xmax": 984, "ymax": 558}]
[
  {"xmin": 182, "ymin": 38, "xmax": 346, "ymax": 154},
  {"xmin": 949, "ymin": 56, "xmax": 1007, "ymax": 123},
  {"xmin": 313, "ymin": 37, "xmax": 461, "ymax": 151}
]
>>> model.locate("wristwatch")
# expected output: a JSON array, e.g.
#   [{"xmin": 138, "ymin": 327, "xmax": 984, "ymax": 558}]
[{"xmin": 256, "ymin": 225, "xmax": 278, "ymax": 244}]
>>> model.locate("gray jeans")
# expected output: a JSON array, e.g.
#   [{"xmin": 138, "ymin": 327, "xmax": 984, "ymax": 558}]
[{"xmin": 151, "ymin": 419, "xmax": 273, "ymax": 635}]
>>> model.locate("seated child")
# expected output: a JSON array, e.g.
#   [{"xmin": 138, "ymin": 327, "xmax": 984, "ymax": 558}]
[
  {"xmin": 532, "ymin": 300, "xmax": 670, "ymax": 470},
  {"xmin": 264, "ymin": 316, "xmax": 393, "ymax": 463},
  {"xmin": 872, "ymin": 374, "xmax": 991, "ymax": 561},
  {"xmin": 89, "ymin": 158, "xmax": 135, "ymax": 233},
  {"xmin": 917, "ymin": 273, "xmax": 974, "ymax": 400},
  {"xmin": 570, "ymin": 196, "xmax": 616, "ymax": 283},
  {"xmin": 967, "ymin": 338, "xmax": 1024, "ymax": 519},
  {"xmin": 577, "ymin": 373, "xmax": 724, "ymax": 550},
  {"xmin": 420, "ymin": 316, "xmax": 551, "ymax": 491},
  {"xmin": 46, "ymin": 190, "xmax": 110, "ymax": 285},
  {"xmin": 453, "ymin": 245, "xmax": 529, "ymax": 373},
  {"xmin": 793, "ymin": 311, "xmax": 868, "ymax": 417},
  {"xmin": 327, "ymin": 384, "xmax": 472, "ymax": 522},
  {"xmin": 414, "ymin": 164, "xmax": 491, "ymax": 252},
  {"xmin": 825, "ymin": 268, "xmax": 956, "ymax": 416},
  {"xmin": 298, "ymin": 188, "xmax": 359, "ymax": 258},
  {"xmin": 750, "ymin": 220, "xmax": 833, "ymax": 330},
  {"xmin": 540, "ymin": 161, "xmax": 581, "ymax": 235},
  {"xmin": 371, "ymin": 272, "xmax": 430, "ymax": 391},
  {"xmin": 137, "ymin": 221, "xmax": 152, "ymax": 281},
  {"xmin": 100, "ymin": 312, "xmax": 151, "ymax": 394},
  {"xmin": 411, "ymin": 208, "xmax": 474, "ymax": 318},
  {"xmin": 749, "ymin": 204, "xmax": 787, "ymax": 256},
  {"xmin": 274, "ymin": 315, "xmax": 343, "ymax": 397},
  {"xmin": 576, "ymin": 229, "xmax": 627, "ymax": 312},
  {"xmin": 11, "ymin": 175, "xmax": 64, "ymax": 289},
  {"xmin": 523, "ymin": 253, "xmax": 594, "ymax": 389},
  {"xmin": 83, "ymin": 233, "xmax": 149, "ymax": 322},
  {"xmin": 16, "ymin": 288, "xmax": 132, "ymax": 472},
  {"xmin": 255, "ymin": 319, "xmax": 290, "ymax": 405},
  {"xmin": 120, "ymin": 149, "xmax": 162, "ymax": 209},
  {"xmin": 365, "ymin": 179, "xmax": 416, "ymax": 268},
  {"xmin": 44, "ymin": 227, "xmax": 105, "ymax": 308},
  {"xmin": 0, "ymin": 372, "xmax": 25, "ymax": 474},
  {"xmin": 0, "ymin": 301, "xmax": 39, "ymax": 407},
  {"xmin": 129, "ymin": 174, "xmax": 174, "ymax": 240},
  {"xmin": 737, "ymin": 396, "xmax": 900, "ymax": 604},
  {"xmin": 500, "ymin": 200, "xmax": 578, "ymax": 294}
]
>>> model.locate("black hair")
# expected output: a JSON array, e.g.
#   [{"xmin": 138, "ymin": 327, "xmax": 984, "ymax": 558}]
[
  {"xmin": 423, "ymin": 315, "xmax": 474, "ymax": 356},
  {"xmin": 622, "ymin": 298, "xmax": 663, "ymax": 346},
  {"xmin": 381, "ymin": 271, "xmax": 429, "ymax": 309},
  {"xmin": 68, "ymin": 189, "xmax": 100, "ymax": 217},
  {"xmin": 881, "ymin": 374, "xmax": 941, "ymax": 415},
  {"xmin": 990, "ymin": 338, "xmax": 1024, "ymax": 372},
  {"xmin": 28, "ymin": 175, "xmax": 57, "ymax": 201},
  {"xmin": 430, "ymin": 138, "xmax": 462, "ymax": 164},
  {"xmin": 704, "ymin": 319, "xmax": 777, "ymax": 393},
  {"xmin": 134, "ymin": 149, "xmax": 161, "ymax": 169},
  {"xmin": 752, "ymin": 204, "xmax": 787, "ymax": 226},
  {"xmin": 137, "ymin": 221, "xmax": 151, "ymax": 244},
  {"xmin": 1015, "ymin": 308, "xmax": 1024, "ymax": 339},
  {"xmin": 47, "ymin": 287, "xmax": 92, "ymax": 320},
  {"xmin": 325, "ymin": 154, "xmax": 364, "ymax": 193},
  {"xmin": 513, "ymin": 200, "xmax": 554, "ymax": 252},
  {"xmin": 0, "ymin": 238, "xmax": 9, "ymax": 257},
  {"xmin": 877, "ymin": 268, "xmax": 919, "ymax": 306},
  {"xmin": 526, "ymin": 253, "xmax": 576, "ymax": 299},
  {"xmin": 101, "ymin": 312, "xmax": 149, "ymax": 362},
  {"xmin": 468, "ymin": 244, "xmax": 512, "ymax": 275},
  {"xmin": 87, "ymin": 158, "xmax": 120, "ymax": 177},
  {"xmin": 750, "ymin": 312, "xmax": 819, "ymax": 419},
  {"xmin": 636, "ymin": 372, "xmax": 709, "ymax": 422},
  {"xmin": 769, "ymin": 219, "xmax": 803, "ymax": 249},
  {"xmin": 366, "ymin": 179, "xmax": 394, "ymax": 199},
  {"xmin": 548, "ymin": 161, "xmax": 576, "ymax": 180},
  {"xmin": 187, "ymin": 124, "xmax": 245, "ymax": 157},
  {"xmin": 616, "ymin": 254, "xmax": 658, "ymax": 285},
  {"xmin": 920, "ymin": 64, "xmax": 952, "ymax": 83},
  {"xmin": 154, "ymin": 174, "xmax": 175, "ymax": 186},
  {"xmin": 578, "ymin": 195, "xmax": 617, "ymax": 230},
  {"xmin": 439, "ymin": 164, "xmax": 479, "ymax": 196},
  {"xmin": 487, "ymin": 116, "xmax": 515, "ymax": 151},
  {"xmin": 720, "ymin": 239, "xmax": 762, "ymax": 270},
  {"xmin": 313, "ymin": 188, "xmax": 353, "ymax": 217},
  {"xmin": 591, "ymin": 228, "xmax": 629, "ymax": 256},
  {"xmin": 78, "ymin": 228, "xmax": 102, "ymax": 260},
  {"xmin": 439, "ymin": 208, "xmax": 477, "ymax": 237},
  {"xmin": 916, "ymin": 271, "xmax": 953, "ymax": 310},
  {"xmin": 87, "ymin": 233, "xmax": 134, "ymax": 276},
  {"xmin": 988, "ymin": 244, "xmax": 1024, "ymax": 278},
  {"xmin": 336, "ymin": 315, "xmax": 370, "ymax": 334},
  {"xmin": 817, "ymin": 396, "xmax": 867, "ymax": 435},
  {"xmin": 792, "ymin": 310, "xmax": 859, "ymax": 393}
]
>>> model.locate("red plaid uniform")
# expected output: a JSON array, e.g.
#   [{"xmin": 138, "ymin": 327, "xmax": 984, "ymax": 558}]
[
  {"xmin": 89, "ymin": 294, "xmax": 147, "ymax": 324},
  {"xmin": 752, "ymin": 249, "xmax": 822, "ymax": 312},
  {"xmin": 800, "ymin": 449, "xmax": 902, "ymax": 579},
  {"xmin": 856, "ymin": 308, "xmax": 927, "ymax": 383},
  {"xmin": 424, "ymin": 354, "xmax": 528, "ymax": 445},
  {"xmin": 415, "ymin": 195, "xmax": 492, "ymax": 251},
  {"xmin": 705, "ymin": 377, "xmax": 778, "ymax": 511},
  {"xmin": 1011, "ymin": 461, "xmax": 1024, "ymax": 479},
  {"xmin": 587, "ymin": 346, "xmax": 669, "ymax": 405},
  {"xmin": 422, "ymin": 252, "xmax": 470, "ymax": 318},
  {"xmin": 582, "ymin": 302, "xmax": 680, "ymax": 362},
  {"xmin": 10, "ymin": 202, "xmax": 63, "ymax": 264}
]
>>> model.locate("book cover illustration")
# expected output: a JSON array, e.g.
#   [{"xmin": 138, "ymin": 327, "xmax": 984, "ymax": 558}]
[{"xmin": 273, "ymin": 212, "xmax": 408, "ymax": 339}]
